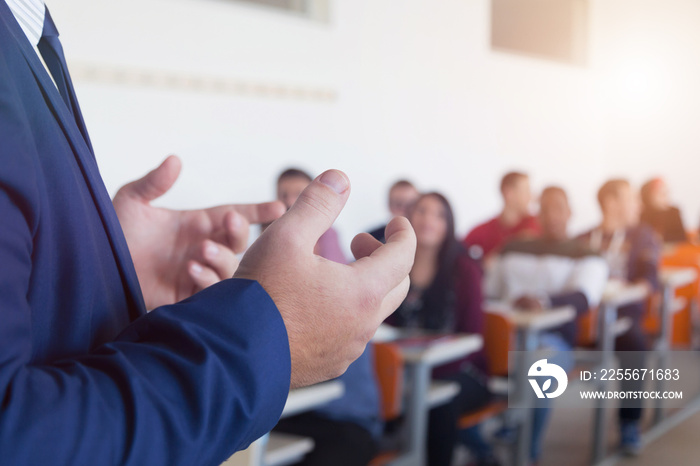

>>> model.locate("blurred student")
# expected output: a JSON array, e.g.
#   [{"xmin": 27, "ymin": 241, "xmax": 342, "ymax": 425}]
[
  {"xmin": 276, "ymin": 168, "xmax": 347, "ymax": 263},
  {"xmin": 369, "ymin": 180, "xmax": 420, "ymax": 243},
  {"xmin": 485, "ymin": 186, "xmax": 609, "ymax": 463},
  {"xmin": 273, "ymin": 167, "xmax": 380, "ymax": 465},
  {"xmin": 274, "ymin": 346, "xmax": 382, "ymax": 466},
  {"xmin": 579, "ymin": 179, "xmax": 661, "ymax": 456},
  {"xmin": 640, "ymin": 177, "xmax": 687, "ymax": 243},
  {"xmin": 386, "ymin": 193, "xmax": 499, "ymax": 466},
  {"xmin": 464, "ymin": 172, "xmax": 540, "ymax": 260}
]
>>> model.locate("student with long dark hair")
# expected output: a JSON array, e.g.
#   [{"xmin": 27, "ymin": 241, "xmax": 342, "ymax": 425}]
[{"xmin": 387, "ymin": 192, "xmax": 499, "ymax": 466}]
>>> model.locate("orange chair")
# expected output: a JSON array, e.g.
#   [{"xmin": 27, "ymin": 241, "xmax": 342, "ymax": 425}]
[
  {"xmin": 483, "ymin": 311, "xmax": 514, "ymax": 377},
  {"xmin": 369, "ymin": 451, "xmax": 399, "ymax": 466},
  {"xmin": 369, "ymin": 343, "xmax": 404, "ymax": 466},
  {"xmin": 641, "ymin": 292, "xmax": 663, "ymax": 337},
  {"xmin": 576, "ymin": 307, "xmax": 598, "ymax": 348},
  {"xmin": 660, "ymin": 243, "xmax": 700, "ymax": 347},
  {"xmin": 457, "ymin": 400, "xmax": 509, "ymax": 430},
  {"xmin": 373, "ymin": 343, "xmax": 404, "ymax": 423},
  {"xmin": 457, "ymin": 312, "xmax": 513, "ymax": 430}
]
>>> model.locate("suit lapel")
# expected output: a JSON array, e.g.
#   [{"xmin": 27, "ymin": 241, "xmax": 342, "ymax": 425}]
[
  {"xmin": 0, "ymin": 3, "xmax": 146, "ymax": 318},
  {"xmin": 43, "ymin": 6, "xmax": 95, "ymax": 156}
]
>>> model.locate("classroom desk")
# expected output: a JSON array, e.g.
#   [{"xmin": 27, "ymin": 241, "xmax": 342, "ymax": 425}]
[
  {"xmin": 389, "ymin": 333, "xmax": 483, "ymax": 466},
  {"xmin": 599, "ymin": 282, "xmax": 649, "ymax": 354},
  {"xmin": 661, "ymin": 245, "xmax": 700, "ymax": 347},
  {"xmin": 280, "ymin": 380, "xmax": 345, "ymax": 419},
  {"xmin": 485, "ymin": 303, "xmax": 576, "ymax": 466},
  {"xmin": 372, "ymin": 323, "xmax": 402, "ymax": 343},
  {"xmin": 591, "ymin": 281, "xmax": 650, "ymax": 464},
  {"xmin": 224, "ymin": 381, "xmax": 345, "ymax": 466},
  {"xmin": 485, "ymin": 303, "xmax": 577, "ymax": 350},
  {"xmin": 653, "ymin": 267, "xmax": 698, "ymax": 423}
]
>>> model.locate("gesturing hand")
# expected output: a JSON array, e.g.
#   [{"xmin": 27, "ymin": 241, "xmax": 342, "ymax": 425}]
[
  {"xmin": 235, "ymin": 170, "xmax": 416, "ymax": 388},
  {"xmin": 113, "ymin": 156, "xmax": 285, "ymax": 310}
]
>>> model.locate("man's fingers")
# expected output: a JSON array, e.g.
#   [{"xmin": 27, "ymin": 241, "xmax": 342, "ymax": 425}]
[
  {"xmin": 188, "ymin": 261, "xmax": 221, "ymax": 290},
  {"xmin": 206, "ymin": 201, "xmax": 286, "ymax": 227},
  {"xmin": 351, "ymin": 233, "xmax": 383, "ymax": 261},
  {"xmin": 117, "ymin": 155, "xmax": 182, "ymax": 203},
  {"xmin": 383, "ymin": 216, "xmax": 414, "ymax": 244},
  {"xmin": 201, "ymin": 240, "xmax": 240, "ymax": 278},
  {"xmin": 222, "ymin": 211, "xmax": 250, "ymax": 254},
  {"xmin": 352, "ymin": 216, "xmax": 416, "ymax": 296},
  {"xmin": 272, "ymin": 170, "xmax": 351, "ymax": 250},
  {"xmin": 228, "ymin": 201, "xmax": 286, "ymax": 225},
  {"xmin": 378, "ymin": 276, "xmax": 411, "ymax": 322}
]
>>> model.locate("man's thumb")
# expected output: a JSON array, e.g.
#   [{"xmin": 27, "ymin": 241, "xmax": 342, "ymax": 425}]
[
  {"xmin": 117, "ymin": 155, "xmax": 181, "ymax": 203},
  {"xmin": 274, "ymin": 170, "xmax": 351, "ymax": 250}
]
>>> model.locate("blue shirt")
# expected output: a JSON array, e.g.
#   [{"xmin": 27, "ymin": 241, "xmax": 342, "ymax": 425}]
[{"xmin": 314, "ymin": 344, "xmax": 383, "ymax": 438}]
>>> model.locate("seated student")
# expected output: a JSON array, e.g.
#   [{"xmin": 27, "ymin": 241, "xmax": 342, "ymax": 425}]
[
  {"xmin": 578, "ymin": 179, "xmax": 661, "ymax": 456},
  {"xmin": 369, "ymin": 180, "xmax": 420, "ymax": 243},
  {"xmin": 464, "ymin": 172, "xmax": 540, "ymax": 260},
  {"xmin": 485, "ymin": 186, "xmax": 609, "ymax": 463},
  {"xmin": 272, "ymin": 167, "xmax": 380, "ymax": 465},
  {"xmin": 640, "ymin": 177, "xmax": 687, "ymax": 243},
  {"xmin": 274, "ymin": 344, "xmax": 382, "ymax": 466},
  {"xmin": 386, "ymin": 193, "xmax": 499, "ymax": 466},
  {"xmin": 276, "ymin": 168, "xmax": 347, "ymax": 263}
]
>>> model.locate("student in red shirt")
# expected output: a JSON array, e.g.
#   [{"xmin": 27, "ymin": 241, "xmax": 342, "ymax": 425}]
[{"xmin": 464, "ymin": 172, "xmax": 540, "ymax": 259}]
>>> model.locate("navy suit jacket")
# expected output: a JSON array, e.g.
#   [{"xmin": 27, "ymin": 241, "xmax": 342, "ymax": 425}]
[{"xmin": 0, "ymin": 3, "xmax": 290, "ymax": 465}]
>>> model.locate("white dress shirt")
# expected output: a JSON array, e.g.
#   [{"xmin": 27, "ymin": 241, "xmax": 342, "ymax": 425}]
[
  {"xmin": 6, "ymin": 0, "xmax": 45, "ymax": 45},
  {"xmin": 5, "ymin": 0, "xmax": 57, "ymax": 87}
]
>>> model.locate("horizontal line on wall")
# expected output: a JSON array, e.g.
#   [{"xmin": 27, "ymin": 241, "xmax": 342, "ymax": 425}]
[{"xmin": 69, "ymin": 62, "xmax": 338, "ymax": 103}]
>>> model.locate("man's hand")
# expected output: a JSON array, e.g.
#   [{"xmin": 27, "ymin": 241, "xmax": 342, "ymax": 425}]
[
  {"xmin": 235, "ymin": 170, "xmax": 416, "ymax": 388},
  {"xmin": 113, "ymin": 156, "xmax": 285, "ymax": 310}
]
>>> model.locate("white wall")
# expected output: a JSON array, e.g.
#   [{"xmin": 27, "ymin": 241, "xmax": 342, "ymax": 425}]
[{"xmin": 50, "ymin": 0, "xmax": 700, "ymax": 255}]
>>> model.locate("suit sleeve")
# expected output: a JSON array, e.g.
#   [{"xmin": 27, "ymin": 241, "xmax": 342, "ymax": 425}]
[{"xmin": 0, "ymin": 183, "xmax": 291, "ymax": 465}]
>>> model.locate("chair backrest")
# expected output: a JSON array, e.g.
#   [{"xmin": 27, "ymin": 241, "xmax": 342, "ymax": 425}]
[
  {"xmin": 641, "ymin": 292, "xmax": 662, "ymax": 335},
  {"xmin": 373, "ymin": 343, "xmax": 404, "ymax": 422},
  {"xmin": 662, "ymin": 244, "xmax": 700, "ymax": 296},
  {"xmin": 576, "ymin": 307, "xmax": 598, "ymax": 347},
  {"xmin": 484, "ymin": 312, "xmax": 513, "ymax": 377}
]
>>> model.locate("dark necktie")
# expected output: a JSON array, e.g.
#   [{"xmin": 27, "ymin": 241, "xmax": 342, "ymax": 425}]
[
  {"xmin": 36, "ymin": 7, "xmax": 93, "ymax": 154},
  {"xmin": 37, "ymin": 8, "xmax": 76, "ymax": 115}
]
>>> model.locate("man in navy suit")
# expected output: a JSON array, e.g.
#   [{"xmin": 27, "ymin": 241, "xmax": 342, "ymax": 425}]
[{"xmin": 0, "ymin": 1, "xmax": 415, "ymax": 464}]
